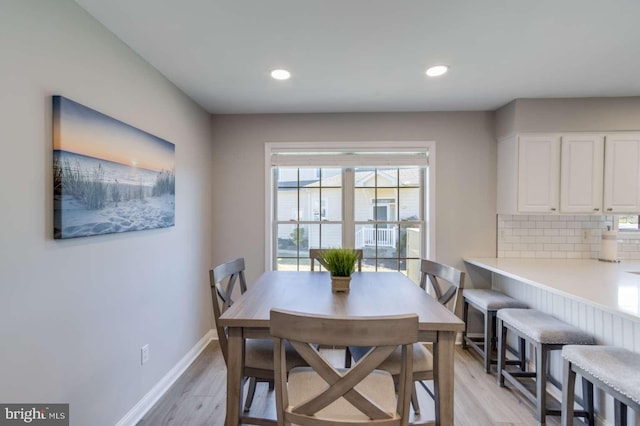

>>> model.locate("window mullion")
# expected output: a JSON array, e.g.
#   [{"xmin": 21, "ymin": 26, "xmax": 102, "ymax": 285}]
[
  {"xmin": 297, "ymin": 169, "xmax": 301, "ymax": 268},
  {"xmin": 397, "ymin": 170, "xmax": 401, "ymax": 267},
  {"xmin": 421, "ymin": 168, "xmax": 427, "ymax": 259},
  {"xmin": 319, "ymin": 170, "xmax": 322, "ymax": 248},
  {"xmin": 375, "ymin": 169, "xmax": 378, "ymax": 268},
  {"xmin": 343, "ymin": 168, "xmax": 355, "ymax": 248},
  {"xmin": 272, "ymin": 167, "xmax": 278, "ymax": 270}
]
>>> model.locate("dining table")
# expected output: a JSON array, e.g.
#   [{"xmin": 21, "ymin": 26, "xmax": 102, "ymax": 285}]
[{"xmin": 218, "ymin": 270, "xmax": 465, "ymax": 426}]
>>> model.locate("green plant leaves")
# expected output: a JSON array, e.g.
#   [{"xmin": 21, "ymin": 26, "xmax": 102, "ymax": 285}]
[{"xmin": 321, "ymin": 248, "xmax": 358, "ymax": 277}]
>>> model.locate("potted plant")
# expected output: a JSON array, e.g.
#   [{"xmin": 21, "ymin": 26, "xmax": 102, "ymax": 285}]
[{"xmin": 321, "ymin": 248, "xmax": 359, "ymax": 293}]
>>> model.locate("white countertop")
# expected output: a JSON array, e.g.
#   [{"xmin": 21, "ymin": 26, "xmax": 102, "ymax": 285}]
[{"xmin": 464, "ymin": 257, "xmax": 640, "ymax": 321}]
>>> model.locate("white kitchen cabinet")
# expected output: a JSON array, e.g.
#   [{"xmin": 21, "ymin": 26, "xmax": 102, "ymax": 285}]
[
  {"xmin": 560, "ymin": 134, "xmax": 604, "ymax": 213},
  {"xmin": 517, "ymin": 134, "xmax": 561, "ymax": 213},
  {"xmin": 498, "ymin": 132, "xmax": 640, "ymax": 215},
  {"xmin": 604, "ymin": 134, "xmax": 640, "ymax": 213},
  {"xmin": 498, "ymin": 134, "xmax": 560, "ymax": 214}
]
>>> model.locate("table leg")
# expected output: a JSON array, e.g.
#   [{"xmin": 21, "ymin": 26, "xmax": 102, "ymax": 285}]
[
  {"xmin": 225, "ymin": 327, "xmax": 243, "ymax": 426},
  {"xmin": 433, "ymin": 331, "xmax": 455, "ymax": 426}
]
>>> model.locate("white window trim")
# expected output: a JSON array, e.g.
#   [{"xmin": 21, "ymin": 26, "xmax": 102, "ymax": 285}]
[{"xmin": 264, "ymin": 141, "xmax": 436, "ymax": 271}]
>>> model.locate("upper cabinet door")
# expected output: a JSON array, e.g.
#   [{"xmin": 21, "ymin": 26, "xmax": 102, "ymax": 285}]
[
  {"xmin": 517, "ymin": 135, "xmax": 561, "ymax": 213},
  {"xmin": 560, "ymin": 134, "xmax": 604, "ymax": 213},
  {"xmin": 604, "ymin": 134, "xmax": 640, "ymax": 213}
]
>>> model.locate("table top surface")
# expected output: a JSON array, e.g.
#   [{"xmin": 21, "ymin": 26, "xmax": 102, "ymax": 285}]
[
  {"xmin": 464, "ymin": 257, "xmax": 640, "ymax": 320},
  {"xmin": 218, "ymin": 271, "xmax": 464, "ymax": 332}
]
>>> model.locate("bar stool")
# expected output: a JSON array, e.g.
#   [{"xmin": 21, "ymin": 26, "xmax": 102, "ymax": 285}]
[
  {"xmin": 462, "ymin": 289, "xmax": 528, "ymax": 373},
  {"xmin": 497, "ymin": 308, "xmax": 595, "ymax": 425},
  {"xmin": 562, "ymin": 345, "xmax": 640, "ymax": 426}
]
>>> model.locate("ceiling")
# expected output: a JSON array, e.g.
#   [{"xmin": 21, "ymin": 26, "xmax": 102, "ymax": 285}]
[{"xmin": 75, "ymin": 0, "xmax": 640, "ymax": 114}]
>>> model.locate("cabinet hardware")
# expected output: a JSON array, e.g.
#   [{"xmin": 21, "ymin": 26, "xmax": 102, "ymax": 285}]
[
  {"xmin": 594, "ymin": 208, "xmax": 600, "ymax": 211},
  {"xmin": 607, "ymin": 208, "xmax": 613, "ymax": 211}
]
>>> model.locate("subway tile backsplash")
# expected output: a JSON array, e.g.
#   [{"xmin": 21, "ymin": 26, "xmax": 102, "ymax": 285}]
[{"xmin": 497, "ymin": 215, "xmax": 640, "ymax": 260}]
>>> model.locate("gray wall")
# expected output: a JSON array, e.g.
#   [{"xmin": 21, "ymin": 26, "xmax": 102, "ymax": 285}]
[
  {"xmin": 495, "ymin": 100, "xmax": 516, "ymax": 140},
  {"xmin": 496, "ymin": 97, "xmax": 640, "ymax": 139},
  {"xmin": 0, "ymin": 2, "xmax": 214, "ymax": 425},
  {"xmin": 210, "ymin": 112, "xmax": 498, "ymax": 285}
]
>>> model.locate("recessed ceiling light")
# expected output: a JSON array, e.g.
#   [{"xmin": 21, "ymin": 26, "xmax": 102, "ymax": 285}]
[
  {"xmin": 270, "ymin": 69, "xmax": 291, "ymax": 80},
  {"xmin": 426, "ymin": 65, "xmax": 448, "ymax": 77}
]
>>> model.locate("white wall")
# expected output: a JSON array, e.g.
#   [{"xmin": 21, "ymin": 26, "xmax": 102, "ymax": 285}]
[
  {"xmin": 0, "ymin": 2, "xmax": 214, "ymax": 425},
  {"xmin": 210, "ymin": 112, "xmax": 497, "ymax": 284}
]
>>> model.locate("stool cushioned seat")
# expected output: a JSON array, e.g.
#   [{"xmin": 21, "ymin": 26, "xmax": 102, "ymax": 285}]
[
  {"xmin": 463, "ymin": 289, "xmax": 529, "ymax": 310},
  {"xmin": 562, "ymin": 345, "xmax": 640, "ymax": 406},
  {"xmin": 497, "ymin": 309, "xmax": 594, "ymax": 345},
  {"xmin": 462, "ymin": 289, "xmax": 528, "ymax": 374}
]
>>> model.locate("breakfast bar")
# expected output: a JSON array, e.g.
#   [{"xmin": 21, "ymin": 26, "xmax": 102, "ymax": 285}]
[
  {"xmin": 464, "ymin": 258, "xmax": 640, "ymax": 322},
  {"xmin": 464, "ymin": 257, "xmax": 640, "ymax": 423}
]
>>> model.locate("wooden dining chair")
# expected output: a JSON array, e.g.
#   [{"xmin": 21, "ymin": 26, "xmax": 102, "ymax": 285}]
[
  {"xmin": 270, "ymin": 308, "xmax": 417, "ymax": 426},
  {"xmin": 309, "ymin": 248, "xmax": 363, "ymax": 272},
  {"xmin": 210, "ymin": 258, "xmax": 306, "ymax": 412},
  {"xmin": 350, "ymin": 258, "xmax": 465, "ymax": 415}
]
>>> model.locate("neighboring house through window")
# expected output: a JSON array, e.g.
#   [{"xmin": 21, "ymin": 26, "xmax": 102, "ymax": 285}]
[
  {"xmin": 265, "ymin": 142, "xmax": 435, "ymax": 284},
  {"xmin": 313, "ymin": 198, "xmax": 328, "ymax": 220}
]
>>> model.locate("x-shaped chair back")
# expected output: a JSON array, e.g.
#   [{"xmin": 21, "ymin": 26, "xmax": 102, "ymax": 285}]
[
  {"xmin": 210, "ymin": 258, "xmax": 248, "ymax": 365},
  {"xmin": 419, "ymin": 259, "xmax": 466, "ymax": 318},
  {"xmin": 270, "ymin": 309, "xmax": 417, "ymax": 426}
]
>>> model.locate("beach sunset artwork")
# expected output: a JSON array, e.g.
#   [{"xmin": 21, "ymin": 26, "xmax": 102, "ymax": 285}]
[{"xmin": 53, "ymin": 96, "xmax": 175, "ymax": 239}]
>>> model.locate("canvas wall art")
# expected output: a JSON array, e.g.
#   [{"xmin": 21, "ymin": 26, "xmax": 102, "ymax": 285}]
[{"xmin": 53, "ymin": 96, "xmax": 175, "ymax": 239}]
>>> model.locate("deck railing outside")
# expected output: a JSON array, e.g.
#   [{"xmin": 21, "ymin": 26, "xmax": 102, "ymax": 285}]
[{"xmin": 355, "ymin": 226, "xmax": 397, "ymax": 248}]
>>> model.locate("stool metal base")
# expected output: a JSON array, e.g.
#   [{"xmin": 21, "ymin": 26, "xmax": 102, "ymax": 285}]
[{"xmin": 463, "ymin": 299, "xmax": 526, "ymax": 373}]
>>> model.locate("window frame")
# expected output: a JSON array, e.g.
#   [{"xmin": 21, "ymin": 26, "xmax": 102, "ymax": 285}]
[{"xmin": 264, "ymin": 141, "xmax": 436, "ymax": 271}]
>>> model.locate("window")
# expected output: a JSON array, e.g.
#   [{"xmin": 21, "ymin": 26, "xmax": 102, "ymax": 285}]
[
  {"xmin": 618, "ymin": 215, "xmax": 640, "ymax": 231},
  {"xmin": 265, "ymin": 142, "xmax": 435, "ymax": 282},
  {"xmin": 274, "ymin": 167, "xmax": 343, "ymax": 271}
]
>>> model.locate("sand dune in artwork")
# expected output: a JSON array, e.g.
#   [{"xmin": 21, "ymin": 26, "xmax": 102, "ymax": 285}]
[
  {"xmin": 57, "ymin": 194, "xmax": 174, "ymax": 238},
  {"xmin": 54, "ymin": 150, "xmax": 175, "ymax": 239}
]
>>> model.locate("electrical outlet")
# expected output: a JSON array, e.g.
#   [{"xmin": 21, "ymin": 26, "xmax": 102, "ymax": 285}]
[
  {"xmin": 582, "ymin": 230, "xmax": 590, "ymax": 243},
  {"xmin": 141, "ymin": 344, "xmax": 149, "ymax": 365}
]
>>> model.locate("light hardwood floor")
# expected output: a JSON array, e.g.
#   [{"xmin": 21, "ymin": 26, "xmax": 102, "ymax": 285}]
[{"xmin": 138, "ymin": 341, "xmax": 582, "ymax": 426}]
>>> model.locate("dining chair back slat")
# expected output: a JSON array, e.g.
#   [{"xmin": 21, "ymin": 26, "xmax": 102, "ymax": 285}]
[
  {"xmin": 210, "ymin": 257, "xmax": 247, "ymax": 364},
  {"xmin": 419, "ymin": 259, "xmax": 466, "ymax": 318},
  {"xmin": 271, "ymin": 308, "xmax": 417, "ymax": 426}
]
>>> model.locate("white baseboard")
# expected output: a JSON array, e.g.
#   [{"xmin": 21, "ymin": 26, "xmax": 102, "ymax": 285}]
[{"xmin": 116, "ymin": 329, "xmax": 216, "ymax": 426}]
